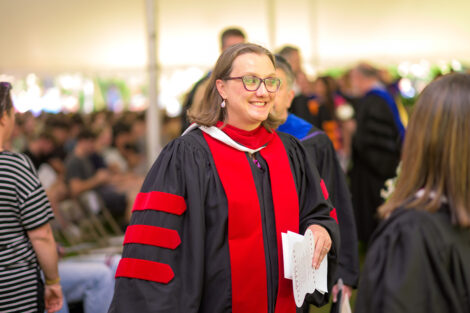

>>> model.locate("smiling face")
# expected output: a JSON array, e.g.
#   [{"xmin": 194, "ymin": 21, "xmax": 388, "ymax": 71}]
[{"xmin": 216, "ymin": 53, "xmax": 277, "ymax": 131}]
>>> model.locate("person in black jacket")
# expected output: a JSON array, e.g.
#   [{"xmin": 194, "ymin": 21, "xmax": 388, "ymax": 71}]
[
  {"xmin": 355, "ymin": 73, "xmax": 470, "ymax": 313},
  {"xmin": 348, "ymin": 63, "xmax": 404, "ymax": 245},
  {"xmin": 180, "ymin": 27, "xmax": 246, "ymax": 132}
]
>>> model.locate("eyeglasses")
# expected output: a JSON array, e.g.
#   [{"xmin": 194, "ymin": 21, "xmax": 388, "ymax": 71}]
[{"xmin": 224, "ymin": 75, "xmax": 281, "ymax": 93}]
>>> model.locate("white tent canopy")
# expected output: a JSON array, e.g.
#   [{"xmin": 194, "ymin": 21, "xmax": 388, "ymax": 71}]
[
  {"xmin": 2, "ymin": 0, "xmax": 470, "ymax": 74},
  {"xmin": 2, "ymin": 0, "xmax": 469, "ymax": 166}
]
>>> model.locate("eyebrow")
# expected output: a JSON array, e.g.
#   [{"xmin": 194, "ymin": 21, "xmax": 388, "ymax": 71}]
[{"xmin": 238, "ymin": 72, "xmax": 277, "ymax": 78}]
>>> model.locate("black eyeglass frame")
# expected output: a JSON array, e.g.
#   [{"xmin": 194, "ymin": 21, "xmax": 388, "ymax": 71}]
[{"xmin": 224, "ymin": 75, "xmax": 281, "ymax": 93}]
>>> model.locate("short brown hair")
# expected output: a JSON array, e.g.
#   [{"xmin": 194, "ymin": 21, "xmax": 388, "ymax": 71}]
[
  {"xmin": 188, "ymin": 43, "xmax": 282, "ymax": 131},
  {"xmin": 0, "ymin": 82, "xmax": 13, "ymax": 119},
  {"xmin": 277, "ymin": 45, "xmax": 299, "ymax": 59},
  {"xmin": 275, "ymin": 54, "xmax": 295, "ymax": 88},
  {"xmin": 220, "ymin": 27, "xmax": 246, "ymax": 50},
  {"xmin": 379, "ymin": 73, "xmax": 470, "ymax": 227},
  {"xmin": 354, "ymin": 62, "xmax": 379, "ymax": 79}
]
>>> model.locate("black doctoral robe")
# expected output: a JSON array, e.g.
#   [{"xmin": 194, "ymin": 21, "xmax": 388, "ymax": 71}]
[
  {"xmin": 355, "ymin": 205, "xmax": 470, "ymax": 313},
  {"xmin": 279, "ymin": 114, "xmax": 359, "ymax": 288},
  {"xmin": 108, "ymin": 127, "xmax": 339, "ymax": 313},
  {"xmin": 300, "ymin": 126, "xmax": 359, "ymax": 288},
  {"xmin": 348, "ymin": 91, "xmax": 401, "ymax": 244}
]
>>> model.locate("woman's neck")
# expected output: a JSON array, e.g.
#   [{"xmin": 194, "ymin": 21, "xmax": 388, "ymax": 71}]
[
  {"xmin": 216, "ymin": 121, "xmax": 273, "ymax": 150},
  {"xmin": 223, "ymin": 117, "xmax": 262, "ymax": 132}
]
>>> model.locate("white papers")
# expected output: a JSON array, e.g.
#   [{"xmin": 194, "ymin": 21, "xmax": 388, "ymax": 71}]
[
  {"xmin": 340, "ymin": 291, "xmax": 352, "ymax": 313},
  {"xmin": 281, "ymin": 229, "xmax": 328, "ymax": 307},
  {"xmin": 281, "ymin": 231, "xmax": 304, "ymax": 279}
]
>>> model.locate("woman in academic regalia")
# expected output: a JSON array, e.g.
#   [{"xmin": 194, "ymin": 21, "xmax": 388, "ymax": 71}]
[
  {"xmin": 355, "ymin": 73, "xmax": 470, "ymax": 313},
  {"xmin": 108, "ymin": 43, "xmax": 340, "ymax": 313}
]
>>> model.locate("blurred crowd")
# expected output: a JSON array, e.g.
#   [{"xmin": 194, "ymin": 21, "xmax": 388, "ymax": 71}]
[{"xmin": 7, "ymin": 110, "xmax": 147, "ymax": 240}]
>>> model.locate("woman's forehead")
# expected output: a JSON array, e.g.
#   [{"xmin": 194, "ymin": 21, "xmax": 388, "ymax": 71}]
[{"xmin": 231, "ymin": 53, "xmax": 275, "ymax": 76}]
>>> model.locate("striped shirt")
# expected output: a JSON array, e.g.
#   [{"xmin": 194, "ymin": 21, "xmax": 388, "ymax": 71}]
[{"xmin": 0, "ymin": 151, "xmax": 54, "ymax": 313}]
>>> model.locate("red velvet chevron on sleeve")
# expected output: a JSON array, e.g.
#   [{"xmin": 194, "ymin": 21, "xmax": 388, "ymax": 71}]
[
  {"xmin": 115, "ymin": 258, "xmax": 175, "ymax": 283},
  {"xmin": 119, "ymin": 191, "xmax": 185, "ymax": 284},
  {"xmin": 132, "ymin": 191, "xmax": 186, "ymax": 215},
  {"xmin": 124, "ymin": 225, "xmax": 181, "ymax": 249}
]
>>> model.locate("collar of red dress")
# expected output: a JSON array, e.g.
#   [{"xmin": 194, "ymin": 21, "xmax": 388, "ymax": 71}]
[{"xmin": 216, "ymin": 121, "xmax": 275, "ymax": 150}]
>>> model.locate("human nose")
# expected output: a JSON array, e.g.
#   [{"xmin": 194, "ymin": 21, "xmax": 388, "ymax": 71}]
[{"xmin": 256, "ymin": 80, "xmax": 269, "ymax": 97}]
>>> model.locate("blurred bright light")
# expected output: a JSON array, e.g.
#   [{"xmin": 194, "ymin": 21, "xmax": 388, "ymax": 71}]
[
  {"xmin": 62, "ymin": 95, "xmax": 79, "ymax": 112},
  {"xmin": 410, "ymin": 64, "xmax": 424, "ymax": 78},
  {"xmin": 303, "ymin": 64, "xmax": 317, "ymax": 80},
  {"xmin": 451, "ymin": 59, "xmax": 462, "ymax": 71},
  {"xmin": 437, "ymin": 60, "xmax": 451, "ymax": 75},
  {"xmin": 58, "ymin": 74, "xmax": 83, "ymax": 90},
  {"xmin": 42, "ymin": 88, "xmax": 62, "ymax": 113},
  {"xmin": 14, "ymin": 75, "xmax": 42, "ymax": 114},
  {"xmin": 158, "ymin": 67, "xmax": 206, "ymax": 117},
  {"xmin": 398, "ymin": 78, "xmax": 416, "ymax": 98},
  {"xmin": 159, "ymin": 93, "xmax": 181, "ymax": 117},
  {"xmin": 82, "ymin": 79, "xmax": 95, "ymax": 113},
  {"xmin": 398, "ymin": 61, "xmax": 411, "ymax": 77},
  {"xmin": 130, "ymin": 94, "xmax": 147, "ymax": 111}
]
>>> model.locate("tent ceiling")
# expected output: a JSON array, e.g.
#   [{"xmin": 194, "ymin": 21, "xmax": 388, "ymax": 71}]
[{"xmin": 1, "ymin": 0, "xmax": 470, "ymax": 74}]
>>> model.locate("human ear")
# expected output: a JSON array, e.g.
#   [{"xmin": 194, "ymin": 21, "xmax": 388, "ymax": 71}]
[
  {"xmin": 287, "ymin": 89, "xmax": 295, "ymax": 109},
  {"xmin": 215, "ymin": 79, "xmax": 227, "ymax": 100}
]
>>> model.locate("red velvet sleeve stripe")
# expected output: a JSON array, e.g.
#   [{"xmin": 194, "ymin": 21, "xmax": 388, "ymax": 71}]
[
  {"xmin": 115, "ymin": 258, "xmax": 174, "ymax": 284},
  {"xmin": 320, "ymin": 179, "xmax": 329, "ymax": 200},
  {"xmin": 124, "ymin": 225, "xmax": 181, "ymax": 249},
  {"xmin": 132, "ymin": 191, "xmax": 186, "ymax": 215},
  {"xmin": 330, "ymin": 208, "xmax": 339, "ymax": 224}
]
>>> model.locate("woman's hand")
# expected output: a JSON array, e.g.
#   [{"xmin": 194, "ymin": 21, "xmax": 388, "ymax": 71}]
[
  {"xmin": 307, "ymin": 224, "xmax": 332, "ymax": 269},
  {"xmin": 45, "ymin": 283, "xmax": 63, "ymax": 313}
]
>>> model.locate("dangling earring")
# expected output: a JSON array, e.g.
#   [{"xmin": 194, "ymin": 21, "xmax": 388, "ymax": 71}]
[{"xmin": 221, "ymin": 100, "xmax": 226, "ymax": 108}]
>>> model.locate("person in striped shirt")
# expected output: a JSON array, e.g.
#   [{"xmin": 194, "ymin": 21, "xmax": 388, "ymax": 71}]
[{"xmin": 0, "ymin": 82, "xmax": 63, "ymax": 312}]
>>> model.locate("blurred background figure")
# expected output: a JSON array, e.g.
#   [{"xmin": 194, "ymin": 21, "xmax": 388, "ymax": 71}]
[
  {"xmin": 55, "ymin": 249, "xmax": 118, "ymax": 313},
  {"xmin": 277, "ymin": 46, "xmax": 316, "ymax": 124},
  {"xmin": 10, "ymin": 111, "xmax": 37, "ymax": 153},
  {"xmin": 312, "ymin": 75, "xmax": 356, "ymax": 170},
  {"xmin": 347, "ymin": 63, "xmax": 405, "ymax": 245},
  {"xmin": 180, "ymin": 26, "xmax": 246, "ymax": 132},
  {"xmin": 64, "ymin": 130, "xmax": 128, "ymax": 228},
  {"xmin": 355, "ymin": 73, "xmax": 470, "ymax": 313},
  {"xmin": 23, "ymin": 131, "xmax": 69, "ymax": 228}
]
